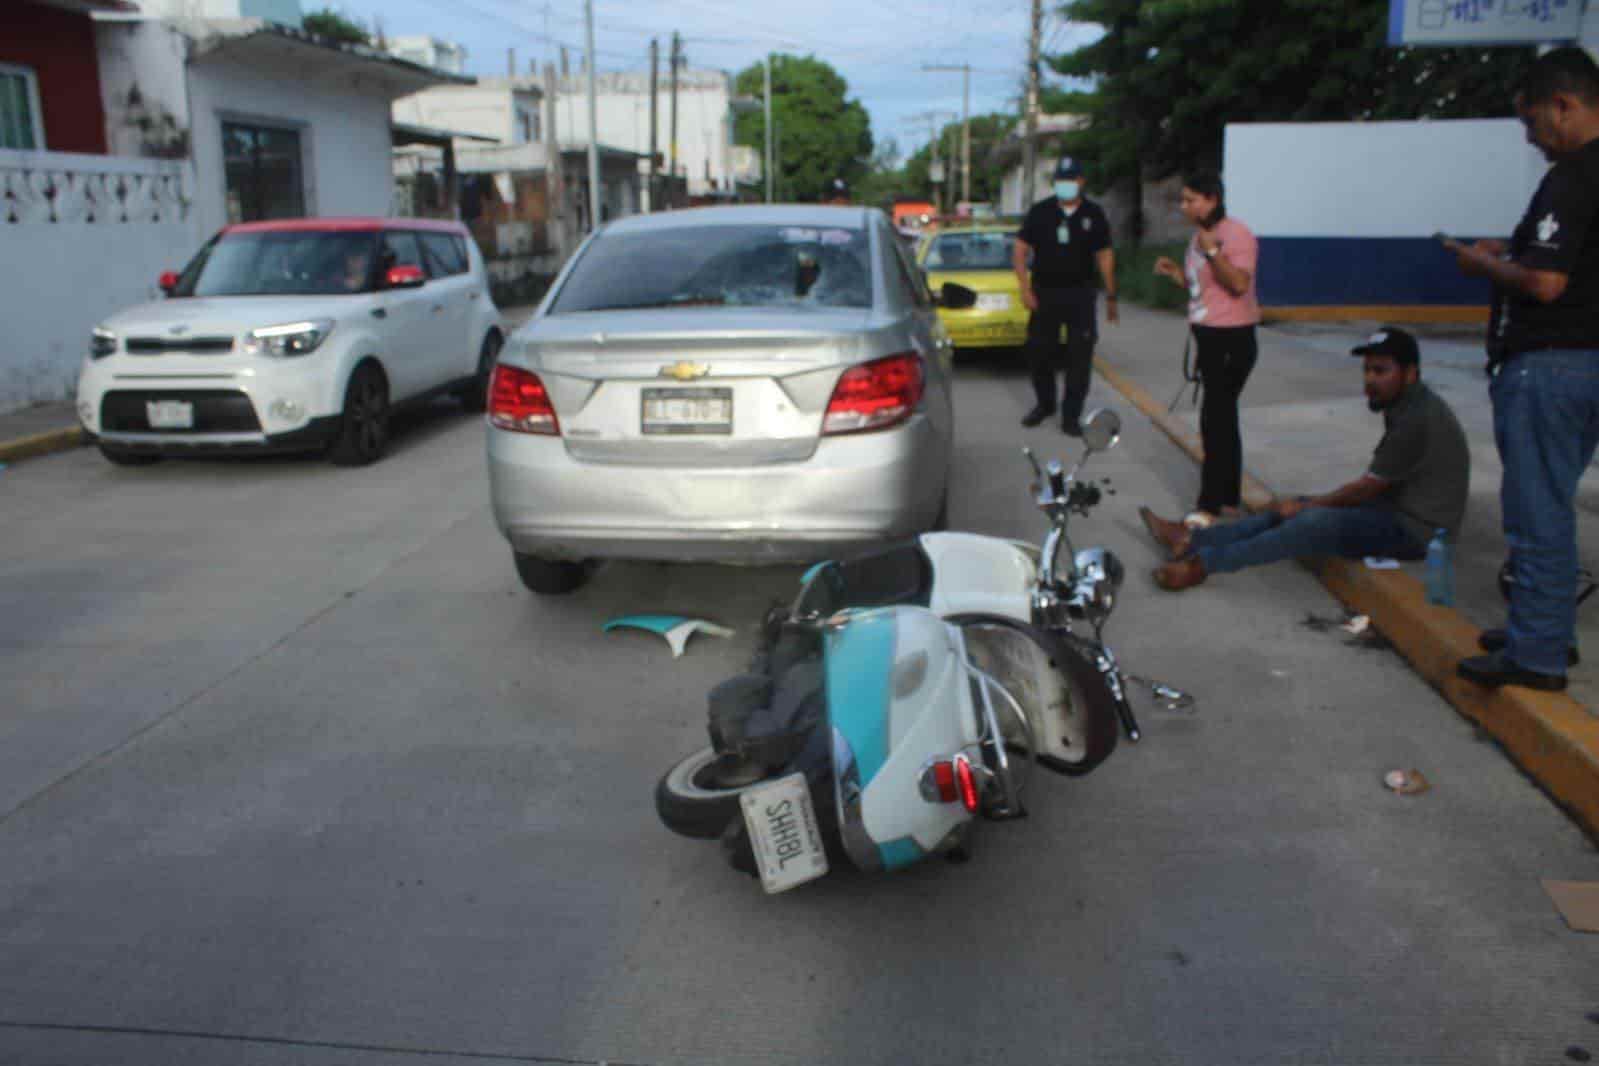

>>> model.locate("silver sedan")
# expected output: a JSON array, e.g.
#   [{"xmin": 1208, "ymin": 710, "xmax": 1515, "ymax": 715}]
[{"xmin": 486, "ymin": 204, "xmax": 971, "ymax": 594}]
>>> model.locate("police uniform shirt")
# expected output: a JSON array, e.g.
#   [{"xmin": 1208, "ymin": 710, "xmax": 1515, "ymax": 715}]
[
  {"xmin": 1016, "ymin": 196, "xmax": 1111, "ymax": 289},
  {"xmin": 1495, "ymin": 135, "xmax": 1599, "ymax": 355}
]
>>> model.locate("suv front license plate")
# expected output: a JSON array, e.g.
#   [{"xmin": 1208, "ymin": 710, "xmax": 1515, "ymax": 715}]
[
  {"xmin": 641, "ymin": 387, "xmax": 732, "ymax": 435},
  {"xmin": 740, "ymin": 773, "xmax": 829, "ymax": 894},
  {"xmin": 146, "ymin": 400, "xmax": 194, "ymax": 429}
]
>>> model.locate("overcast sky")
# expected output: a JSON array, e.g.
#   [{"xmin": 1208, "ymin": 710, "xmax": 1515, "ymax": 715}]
[{"xmin": 330, "ymin": 0, "xmax": 1096, "ymax": 160}]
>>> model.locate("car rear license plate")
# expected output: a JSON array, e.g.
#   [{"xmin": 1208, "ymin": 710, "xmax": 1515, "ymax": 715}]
[
  {"xmin": 976, "ymin": 292, "xmax": 1011, "ymax": 311},
  {"xmin": 642, "ymin": 387, "xmax": 732, "ymax": 435},
  {"xmin": 740, "ymin": 773, "xmax": 829, "ymax": 894},
  {"xmin": 146, "ymin": 400, "xmax": 194, "ymax": 429}
]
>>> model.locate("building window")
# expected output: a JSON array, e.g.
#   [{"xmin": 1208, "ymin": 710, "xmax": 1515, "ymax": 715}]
[
  {"xmin": 223, "ymin": 121, "xmax": 305, "ymax": 223},
  {"xmin": 0, "ymin": 63, "xmax": 45, "ymax": 150}
]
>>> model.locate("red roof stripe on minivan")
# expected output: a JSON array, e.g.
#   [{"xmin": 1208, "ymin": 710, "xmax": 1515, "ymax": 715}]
[{"xmin": 223, "ymin": 217, "xmax": 468, "ymax": 235}]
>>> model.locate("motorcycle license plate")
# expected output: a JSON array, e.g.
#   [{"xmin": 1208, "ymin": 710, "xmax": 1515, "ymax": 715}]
[{"xmin": 740, "ymin": 773, "xmax": 829, "ymax": 894}]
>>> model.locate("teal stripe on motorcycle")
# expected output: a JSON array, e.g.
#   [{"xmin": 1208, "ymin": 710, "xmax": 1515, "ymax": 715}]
[
  {"xmin": 824, "ymin": 608, "xmax": 897, "ymax": 785},
  {"xmin": 878, "ymin": 837, "xmax": 925, "ymax": 871}
]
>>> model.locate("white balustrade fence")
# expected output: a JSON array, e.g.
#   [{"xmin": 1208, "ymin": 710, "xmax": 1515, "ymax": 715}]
[{"xmin": 1, "ymin": 149, "xmax": 201, "ymax": 413}]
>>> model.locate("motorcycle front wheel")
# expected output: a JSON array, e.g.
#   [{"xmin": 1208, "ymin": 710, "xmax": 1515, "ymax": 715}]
[{"xmin": 655, "ymin": 747, "xmax": 775, "ymax": 840}]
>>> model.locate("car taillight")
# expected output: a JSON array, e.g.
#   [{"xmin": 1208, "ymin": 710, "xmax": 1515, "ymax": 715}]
[
  {"xmin": 822, "ymin": 353, "xmax": 923, "ymax": 435},
  {"xmin": 488, "ymin": 364, "xmax": 559, "ymax": 435}
]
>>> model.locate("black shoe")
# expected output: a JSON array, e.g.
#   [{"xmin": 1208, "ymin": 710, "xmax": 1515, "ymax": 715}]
[
  {"xmin": 1456, "ymin": 651, "xmax": 1567, "ymax": 692},
  {"xmin": 1020, "ymin": 406, "xmax": 1054, "ymax": 428},
  {"xmin": 1478, "ymin": 627, "xmax": 1580, "ymax": 667},
  {"xmin": 1061, "ymin": 417, "xmax": 1083, "ymax": 437}
]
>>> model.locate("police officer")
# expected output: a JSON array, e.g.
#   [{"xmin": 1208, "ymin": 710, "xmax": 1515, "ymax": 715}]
[
  {"xmin": 1450, "ymin": 47, "xmax": 1599, "ymax": 692},
  {"xmin": 824, "ymin": 177, "xmax": 851, "ymax": 205},
  {"xmin": 1013, "ymin": 156, "xmax": 1117, "ymax": 434}
]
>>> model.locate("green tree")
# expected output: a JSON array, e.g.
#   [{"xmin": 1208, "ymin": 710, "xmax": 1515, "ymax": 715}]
[
  {"xmin": 902, "ymin": 112, "xmax": 1017, "ymax": 210},
  {"xmin": 1049, "ymin": 0, "xmax": 1535, "ymax": 238},
  {"xmin": 302, "ymin": 7, "xmax": 371, "ymax": 46},
  {"xmin": 733, "ymin": 54, "xmax": 872, "ymax": 202}
]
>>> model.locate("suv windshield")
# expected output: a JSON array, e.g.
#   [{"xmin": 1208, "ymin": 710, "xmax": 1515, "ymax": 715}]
[
  {"xmin": 173, "ymin": 231, "xmax": 381, "ymax": 297},
  {"xmin": 924, "ymin": 231, "xmax": 1013, "ymax": 271},
  {"xmin": 552, "ymin": 224, "xmax": 873, "ymax": 312}
]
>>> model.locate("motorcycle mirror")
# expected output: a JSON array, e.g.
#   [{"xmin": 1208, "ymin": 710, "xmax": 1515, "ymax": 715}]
[
  {"xmin": 1021, "ymin": 447, "xmax": 1044, "ymax": 482},
  {"xmin": 1081, "ymin": 408, "xmax": 1121, "ymax": 453}
]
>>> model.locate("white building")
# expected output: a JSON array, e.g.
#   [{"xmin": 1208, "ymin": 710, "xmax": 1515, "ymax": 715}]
[
  {"xmin": 385, "ymin": 36, "xmax": 468, "ymax": 75},
  {"xmin": 392, "ymin": 77, "xmax": 542, "ymax": 152},
  {"xmin": 0, "ymin": 3, "xmax": 466, "ymax": 411},
  {"xmin": 551, "ymin": 68, "xmax": 746, "ymax": 199}
]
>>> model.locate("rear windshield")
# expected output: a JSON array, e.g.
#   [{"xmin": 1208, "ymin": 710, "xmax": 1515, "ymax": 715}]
[
  {"xmin": 173, "ymin": 231, "xmax": 381, "ymax": 297},
  {"xmin": 923, "ymin": 231, "xmax": 1013, "ymax": 271},
  {"xmin": 551, "ymin": 224, "xmax": 874, "ymax": 312}
]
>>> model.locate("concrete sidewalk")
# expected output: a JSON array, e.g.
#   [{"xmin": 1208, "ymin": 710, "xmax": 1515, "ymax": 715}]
[{"xmin": 1094, "ymin": 303, "xmax": 1599, "ymax": 836}]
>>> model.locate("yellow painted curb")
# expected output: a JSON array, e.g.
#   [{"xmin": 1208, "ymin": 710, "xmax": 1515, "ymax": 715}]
[
  {"xmin": 1260, "ymin": 305, "xmax": 1490, "ymax": 325},
  {"xmin": 0, "ymin": 425, "xmax": 85, "ymax": 464},
  {"xmin": 1094, "ymin": 349, "xmax": 1599, "ymax": 840}
]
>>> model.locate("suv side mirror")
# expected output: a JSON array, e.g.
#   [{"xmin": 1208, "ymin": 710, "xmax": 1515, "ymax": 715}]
[
  {"xmin": 935, "ymin": 282, "xmax": 977, "ymax": 310},
  {"xmin": 158, "ymin": 270, "xmax": 179, "ymax": 295},
  {"xmin": 385, "ymin": 264, "xmax": 426, "ymax": 289}
]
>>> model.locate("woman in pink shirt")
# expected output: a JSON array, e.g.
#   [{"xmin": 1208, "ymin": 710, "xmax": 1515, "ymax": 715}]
[{"xmin": 1154, "ymin": 172, "xmax": 1261, "ymax": 522}]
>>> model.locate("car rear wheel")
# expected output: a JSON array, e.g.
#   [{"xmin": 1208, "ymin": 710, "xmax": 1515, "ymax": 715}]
[
  {"xmin": 460, "ymin": 331, "xmax": 502, "ymax": 413},
  {"xmin": 328, "ymin": 364, "xmax": 389, "ymax": 467},
  {"xmin": 513, "ymin": 551, "xmax": 593, "ymax": 595},
  {"xmin": 98, "ymin": 445, "xmax": 162, "ymax": 466}
]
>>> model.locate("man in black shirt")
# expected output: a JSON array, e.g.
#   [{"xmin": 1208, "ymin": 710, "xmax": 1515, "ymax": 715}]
[
  {"xmin": 1449, "ymin": 47, "xmax": 1599, "ymax": 692},
  {"xmin": 1012, "ymin": 156, "xmax": 1117, "ymax": 435}
]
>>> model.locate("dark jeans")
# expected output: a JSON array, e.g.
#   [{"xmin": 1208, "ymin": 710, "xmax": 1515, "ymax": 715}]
[
  {"xmin": 1192, "ymin": 506, "xmax": 1426, "ymax": 575},
  {"xmin": 1491, "ymin": 349, "xmax": 1599, "ymax": 675},
  {"xmin": 1025, "ymin": 286, "xmax": 1098, "ymax": 424},
  {"xmin": 1193, "ymin": 324, "xmax": 1257, "ymax": 513}
]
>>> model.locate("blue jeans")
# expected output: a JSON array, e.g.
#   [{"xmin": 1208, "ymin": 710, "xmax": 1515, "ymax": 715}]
[
  {"xmin": 1491, "ymin": 349, "xmax": 1599, "ymax": 675},
  {"xmin": 1193, "ymin": 506, "xmax": 1426, "ymax": 575}
]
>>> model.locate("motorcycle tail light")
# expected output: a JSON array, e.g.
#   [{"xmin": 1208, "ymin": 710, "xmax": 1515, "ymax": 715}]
[
  {"xmin": 931, "ymin": 760, "xmax": 957, "ymax": 803},
  {"xmin": 954, "ymin": 755, "xmax": 980, "ymax": 813},
  {"xmin": 489, "ymin": 365, "xmax": 560, "ymax": 435},
  {"xmin": 822, "ymin": 352, "xmax": 923, "ymax": 435}
]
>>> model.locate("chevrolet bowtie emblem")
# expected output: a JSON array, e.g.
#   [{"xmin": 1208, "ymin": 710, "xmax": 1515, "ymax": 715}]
[{"xmin": 660, "ymin": 361, "xmax": 709, "ymax": 381}]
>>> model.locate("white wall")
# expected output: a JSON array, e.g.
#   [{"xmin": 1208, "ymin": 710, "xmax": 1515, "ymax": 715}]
[
  {"xmin": 392, "ymin": 84, "xmax": 541, "ymax": 147},
  {"xmin": 553, "ymin": 70, "xmax": 735, "ymax": 197},
  {"xmin": 0, "ymin": 150, "xmax": 197, "ymax": 412},
  {"xmin": 1225, "ymin": 119, "xmax": 1547, "ymax": 238},
  {"xmin": 94, "ymin": 20, "xmax": 191, "ymax": 159},
  {"xmin": 187, "ymin": 56, "xmax": 395, "ymax": 236}
]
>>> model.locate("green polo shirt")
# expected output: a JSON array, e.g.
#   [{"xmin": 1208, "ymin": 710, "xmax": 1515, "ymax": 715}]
[{"xmin": 1369, "ymin": 381, "xmax": 1470, "ymax": 544}]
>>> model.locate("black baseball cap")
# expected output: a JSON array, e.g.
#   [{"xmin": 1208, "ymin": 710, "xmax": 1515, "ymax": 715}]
[
  {"xmin": 1053, "ymin": 156, "xmax": 1084, "ymax": 180},
  {"xmin": 1351, "ymin": 326, "xmax": 1420, "ymax": 367}
]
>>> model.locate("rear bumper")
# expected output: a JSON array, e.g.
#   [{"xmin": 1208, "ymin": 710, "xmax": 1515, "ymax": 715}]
[{"xmin": 487, "ymin": 416, "xmax": 947, "ymax": 565}]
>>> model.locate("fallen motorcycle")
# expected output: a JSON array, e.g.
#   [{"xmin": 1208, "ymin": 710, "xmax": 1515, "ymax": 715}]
[{"xmin": 655, "ymin": 408, "xmax": 1190, "ymax": 892}]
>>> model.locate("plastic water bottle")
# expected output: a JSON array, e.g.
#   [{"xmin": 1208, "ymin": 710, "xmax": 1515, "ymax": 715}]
[{"xmin": 1425, "ymin": 529, "xmax": 1454, "ymax": 607}]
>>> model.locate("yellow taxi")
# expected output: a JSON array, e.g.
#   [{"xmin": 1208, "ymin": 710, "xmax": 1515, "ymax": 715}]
[{"xmin": 915, "ymin": 222, "xmax": 1029, "ymax": 350}]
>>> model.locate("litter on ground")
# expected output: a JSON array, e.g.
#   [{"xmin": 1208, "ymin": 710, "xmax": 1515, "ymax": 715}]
[{"xmin": 603, "ymin": 615, "xmax": 734, "ymax": 659}]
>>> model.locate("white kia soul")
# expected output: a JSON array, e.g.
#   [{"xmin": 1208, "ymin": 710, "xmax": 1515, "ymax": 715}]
[{"xmin": 77, "ymin": 217, "xmax": 503, "ymax": 466}]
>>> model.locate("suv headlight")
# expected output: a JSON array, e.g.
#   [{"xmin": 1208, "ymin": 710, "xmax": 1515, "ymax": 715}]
[
  {"xmin": 242, "ymin": 320, "xmax": 335, "ymax": 358},
  {"xmin": 90, "ymin": 327, "xmax": 118, "ymax": 359}
]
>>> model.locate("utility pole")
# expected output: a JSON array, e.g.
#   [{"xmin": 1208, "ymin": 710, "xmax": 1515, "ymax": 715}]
[
  {"xmin": 649, "ymin": 38, "xmax": 659, "ymax": 212},
  {"xmin": 909, "ymin": 110, "xmax": 956, "ymax": 214},
  {"xmin": 1022, "ymin": 0, "xmax": 1041, "ymax": 211},
  {"xmin": 583, "ymin": 0, "xmax": 600, "ymax": 232},
  {"xmin": 507, "ymin": 48, "xmax": 516, "ymax": 78},
  {"xmin": 543, "ymin": 62, "xmax": 567, "ymax": 260},
  {"xmin": 763, "ymin": 53, "xmax": 773, "ymax": 203},
  {"xmin": 669, "ymin": 32, "xmax": 682, "ymax": 206},
  {"xmin": 922, "ymin": 64, "xmax": 971, "ymax": 208}
]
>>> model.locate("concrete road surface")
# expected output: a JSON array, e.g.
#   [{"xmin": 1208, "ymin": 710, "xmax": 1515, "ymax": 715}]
[{"xmin": 1, "ymin": 361, "xmax": 1595, "ymax": 1065}]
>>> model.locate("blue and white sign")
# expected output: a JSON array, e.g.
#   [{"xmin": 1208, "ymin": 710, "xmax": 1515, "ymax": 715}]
[{"xmin": 1388, "ymin": 0, "xmax": 1582, "ymax": 45}]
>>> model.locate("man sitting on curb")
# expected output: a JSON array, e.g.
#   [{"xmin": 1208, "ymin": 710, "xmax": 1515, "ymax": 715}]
[{"xmin": 1139, "ymin": 327, "xmax": 1469, "ymax": 594}]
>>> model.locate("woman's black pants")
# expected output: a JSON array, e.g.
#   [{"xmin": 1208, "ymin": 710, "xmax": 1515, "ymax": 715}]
[{"xmin": 1192, "ymin": 324, "xmax": 1258, "ymax": 514}]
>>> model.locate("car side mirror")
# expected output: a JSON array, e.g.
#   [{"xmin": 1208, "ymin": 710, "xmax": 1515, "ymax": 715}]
[
  {"xmin": 936, "ymin": 282, "xmax": 977, "ymax": 310},
  {"xmin": 385, "ymin": 264, "xmax": 426, "ymax": 289},
  {"xmin": 158, "ymin": 270, "xmax": 179, "ymax": 295}
]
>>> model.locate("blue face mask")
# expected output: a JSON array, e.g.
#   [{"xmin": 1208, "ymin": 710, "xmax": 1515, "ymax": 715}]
[{"xmin": 1054, "ymin": 180, "xmax": 1081, "ymax": 201}]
